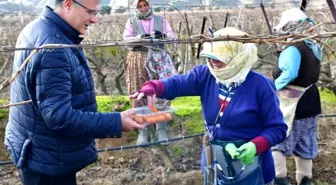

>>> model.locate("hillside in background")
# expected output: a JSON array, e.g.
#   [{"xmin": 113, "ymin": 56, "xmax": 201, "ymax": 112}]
[{"xmin": 0, "ymin": 0, "xmax": 315, "ymax": 14}]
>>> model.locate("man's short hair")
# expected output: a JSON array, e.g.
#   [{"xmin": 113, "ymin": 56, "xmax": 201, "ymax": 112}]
[
  {"xmin": 55, "ymin": 0, "xmax": 83, "ymax": 7},
  {"xmin": 55, "ymin": 0, "xmax": 64, "ymax": 6}
]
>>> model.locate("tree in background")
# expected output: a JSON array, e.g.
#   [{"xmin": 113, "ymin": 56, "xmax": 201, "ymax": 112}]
[
  {"xmin": 166, "ymin": 6, "xmax": 175, "ymax": 12},
  {"xmin": 115, "ymin": 6, "xmax": 127, "ymax": 14},
  {"xmin": 153, "ymin": 6, "xmax": 161, "ymax": 12},
  {"xmin": 100, "ymin": 5, "xmax": 112, "ymax": 15}
]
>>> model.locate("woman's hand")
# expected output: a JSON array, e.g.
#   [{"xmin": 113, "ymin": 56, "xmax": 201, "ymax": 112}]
[
  {"xmin": 225, "ymin": 142, "xmax": 257, "ymax": 165},
  {"xmin": 225, "ymin": 143, "xmax": 240, "ymax": 159},
  {"xmin": 129, "ymin": 80, "xmax": 164, "ymax": 109},
  {"xmin": 236, "ymin": 142, "xmax": 257, "ymax": 165},
  {"xmin": 129, "ymin": 92, "xmax": 157, "ymax": 109},
  {"xmin": 152, "ymin": 30, "xmax": 166, "ymax": 39}
]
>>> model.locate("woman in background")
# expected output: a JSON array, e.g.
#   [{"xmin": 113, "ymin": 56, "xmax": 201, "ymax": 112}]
[
  {"xmin": 123, "ymin": 0, "xmax": 177, "ymax": 145},
  {"xmin": 272, "ymin": 8, "xmax": 322, "ymax": 185}
]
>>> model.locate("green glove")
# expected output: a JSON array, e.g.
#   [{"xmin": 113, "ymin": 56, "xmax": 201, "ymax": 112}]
[
  {"xmin": 236, "ymin": 142, "xmax": 257, "ymax": 165},
  {"xmin": 225, "ymin": 143, "xmax": 240, "ymax": 159}
]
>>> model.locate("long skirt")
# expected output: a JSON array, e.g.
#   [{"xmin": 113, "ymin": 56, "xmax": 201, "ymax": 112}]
[
  {"xmin": 272, "ymin": 116, "xmax": 319, "ymax": 159},
  {"xmin": 125, "ymin": 51, "xmax": 149, "ymax": 108}
]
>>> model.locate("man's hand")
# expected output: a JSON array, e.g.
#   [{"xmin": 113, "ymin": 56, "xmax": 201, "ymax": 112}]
[
  {"xmin": 236, "ymin": 142, "xmax": 257, "ymax": 165},
  {"xmin": 120, "ymin": 109, "xmax": 145, "ymax": 131}
]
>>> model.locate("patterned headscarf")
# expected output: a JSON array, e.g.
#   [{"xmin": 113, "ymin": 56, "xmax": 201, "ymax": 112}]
[
  {"xmin": 200, "ymin": 27, "xmax": 258, "ymax": 86},
  {"xmin": 274, "ymin": 8, "xmax": 322, "ymax": 61},
  {"xmin": 273, "ymin": 8, "xmax": 315, "ymax": 34},
  {"xmin": 134, "ymin": 0, "xmax": 153, "ymax": 20}
]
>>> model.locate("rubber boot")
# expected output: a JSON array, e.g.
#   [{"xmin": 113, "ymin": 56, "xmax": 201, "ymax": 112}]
[
  {"xmin": 136, "ymin": 127, "xmax": 149, "ymax": 145},
  {"xmin": 274, "ymin": 177, "xmax": 292, "ymax": 185},
  {"xmin": 156, "ymin": 122, "xmax": 168, "ymax": 143},
  {"xmin": 299, "ymin": 176, "xmax": 312, "ymax": 185}
]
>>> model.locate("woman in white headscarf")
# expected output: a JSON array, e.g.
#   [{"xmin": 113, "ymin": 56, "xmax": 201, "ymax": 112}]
[
  {"xmin": 123, "ymin": 0, "xmax": 177, "ymax": 145},
  {"xmin": 271, "ymin": 8, "xmax": 322, "ymax": 185},
  {"xmin": 130, "ymin": 27, "xmax": 287, "ymax": 185}
]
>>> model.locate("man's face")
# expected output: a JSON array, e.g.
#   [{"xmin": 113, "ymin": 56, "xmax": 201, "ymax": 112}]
[{"xmin": 65, "ymin": 0, "xmax": 99, "ymax": 35}]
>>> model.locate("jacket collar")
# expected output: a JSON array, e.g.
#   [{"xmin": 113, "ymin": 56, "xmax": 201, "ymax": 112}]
[{"xmin": 42, "ymin": 6, "xmax": 83, "ymax": 44}]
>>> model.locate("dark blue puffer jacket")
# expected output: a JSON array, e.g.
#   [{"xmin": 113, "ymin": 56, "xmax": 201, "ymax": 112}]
[{"xmin": 5, "ymin": 6, "xmax": 122, "ymax": 176}]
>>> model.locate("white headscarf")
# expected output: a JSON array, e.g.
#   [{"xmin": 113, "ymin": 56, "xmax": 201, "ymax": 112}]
[
  {"xmin": 200, "ymin": 27, "xmax": 258, "ymax": 86},
  {"xmin": 273, "ymin": 8, "xmax": 322, "ymax": 61},
  {"xmin": 273, "ymin": 8, "xmax": 309, "ymax": 33}
]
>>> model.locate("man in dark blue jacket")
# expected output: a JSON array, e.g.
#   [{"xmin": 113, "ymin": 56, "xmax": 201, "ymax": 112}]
[{"xmin": 4, "ymin": 0, "xmax": 144, "ymax": 185}]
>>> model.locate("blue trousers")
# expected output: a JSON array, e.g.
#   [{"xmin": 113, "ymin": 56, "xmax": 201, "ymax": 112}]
[{"xmin": 18, "ymin": 169, "xmax": 77, "ymax": 185}]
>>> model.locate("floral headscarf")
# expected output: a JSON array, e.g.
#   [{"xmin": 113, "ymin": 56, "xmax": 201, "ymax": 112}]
[{"xmin": 273, "ymin": 8, "xmax": 315, "ymax": 34}]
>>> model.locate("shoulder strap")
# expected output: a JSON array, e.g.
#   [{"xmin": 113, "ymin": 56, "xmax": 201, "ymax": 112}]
[
  {"xmin": 130, "ymin": 17, "xmax": 146, "ymax": 35},
  {"xmin": 153, "ymin": 15, "xmax": 163, "ymax": 32}
]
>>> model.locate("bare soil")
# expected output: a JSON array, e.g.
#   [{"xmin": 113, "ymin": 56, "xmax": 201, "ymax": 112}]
[{"xmin": 1, "ymin": 109, "xmax": 336, "ymax": 185}]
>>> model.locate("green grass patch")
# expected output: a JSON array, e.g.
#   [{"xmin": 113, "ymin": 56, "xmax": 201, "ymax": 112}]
[
  {"xmin": 96, "ymin": 95, "xmax": 130, "ymax": 112},
  {"xmin": 0, "ymin": 99, "xmax": 9, "ymax": 104},
  {"xmin": 0, "ymin": 109, "xmax": 9, "ymax": 120},
  {"xmin": 0, "ymin": 99, "xmax": 9, "ymax": 120},
  {"xmin": 170, "ymin": 96, "xmax": 202, "ymax": 117},
  {"xmin": 319, "ymin": 88, "xmax": 336, "ymax": 105},
  {"xmin": 169, "ymin": 96, "xmax": 204, "ymax": 134},
  {"xmin": 168, "ymin": 145, "xmax": 185, "ymax": 157},
  {"xmin": 183, "ymin": 114, "xmax": 205, "ymax": 134},
  {"xmin": 0, "ymin": 88, "xmax": 334, "ymax": 127},
  {"xmin": 313, "ymin": 179, "xmax": 329, "ymax": 185}
]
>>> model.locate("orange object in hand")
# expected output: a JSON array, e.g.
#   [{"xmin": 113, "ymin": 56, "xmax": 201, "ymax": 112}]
[
  {"xmin": 164, "ymin": 112, "xmax": 172, "ymax": 120},
  {"xmin": 151, "ymin": 105, "xmax": 158, "ymax": 113},
  {"xmin": 132, "ymin": 112, "xmax": 172, "ymax": 125}
]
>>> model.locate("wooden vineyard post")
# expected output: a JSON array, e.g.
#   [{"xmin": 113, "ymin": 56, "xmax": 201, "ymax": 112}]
[
  {"xmin": 224, "ymin": 13, "xmax": 230, "ymax": 28},
  {"xmin": 300, "ymin": 0, "xmax": 308, "ymax": 12},
  {"xmin": 326, "ymin": 0, "xmax": 336, "ymax": 23},
  {"xmin": 196, "ymin": 16, "xmax": 208, "ymax": 65},
  {"xmin": 260, "ymin": 3, "xmax": 272, "ymax": 34}
]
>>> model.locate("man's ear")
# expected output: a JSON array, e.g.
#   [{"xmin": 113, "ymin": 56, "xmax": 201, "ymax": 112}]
[{"xmin": 63, "ymin": 0, "xmax": 74, "ymax": 10}]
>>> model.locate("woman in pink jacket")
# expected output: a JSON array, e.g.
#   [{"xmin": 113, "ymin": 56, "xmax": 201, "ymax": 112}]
[{"xmin": 123, "ymin": 0, "xmax": 177, "ymax": 145}]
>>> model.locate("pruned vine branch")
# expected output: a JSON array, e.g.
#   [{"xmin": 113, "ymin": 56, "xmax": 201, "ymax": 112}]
[
  {"xmin": 0, "ymin": 28, "xmax": 335, "ymax": 109},
  {"xmin": 0, "ymin": 100, "xmax": 32, "ymax": 109},
  {"xmin": 1, "ymin": 31, "xmax": 335, "ymax": 55},
  {"xmin": 0, "ymin": 49, "xmax": 39, "ymax": 93}
]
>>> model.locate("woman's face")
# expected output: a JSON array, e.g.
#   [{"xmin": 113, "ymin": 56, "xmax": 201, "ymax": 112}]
[
  {"xmin": 209, "ymin": 58, "xmax": 227, "ymax": 69},
  {"xmin": 137, "ymin": 1, "xmax": 150, "ymax": 14}
]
